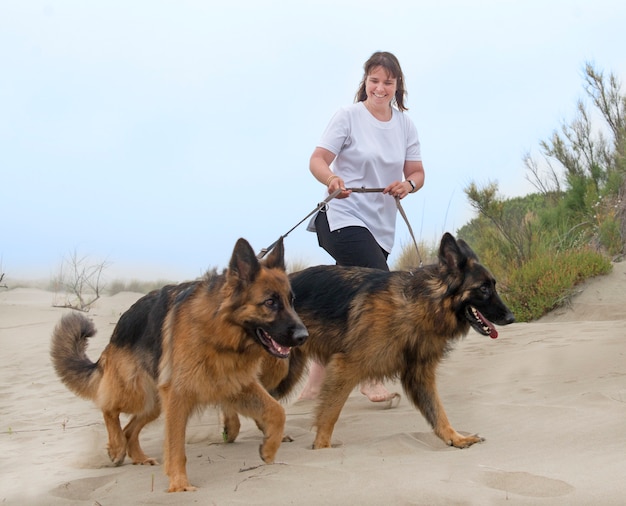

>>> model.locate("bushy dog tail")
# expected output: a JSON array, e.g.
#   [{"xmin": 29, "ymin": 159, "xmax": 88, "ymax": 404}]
[{"xmin": 50, "ymin": 312, "xmax": 102, "ymax": 400}]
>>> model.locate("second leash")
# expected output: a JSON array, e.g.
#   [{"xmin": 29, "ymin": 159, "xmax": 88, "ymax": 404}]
[{"xmin": 256, "ymin": 188, "xmax": 343, "ymax": 259}]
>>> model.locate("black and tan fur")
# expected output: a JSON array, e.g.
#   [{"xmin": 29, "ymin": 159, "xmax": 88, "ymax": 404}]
[
  {"xmin": 224, "ymin": 232, "xmax": 514, "ymax": 450},
  {"xmin": 50, "ymin": 237, "xmax": 308, "ymax": 492}
]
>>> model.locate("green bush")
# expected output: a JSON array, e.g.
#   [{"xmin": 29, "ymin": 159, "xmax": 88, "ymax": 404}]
[
  {"xmin": 598, "ymin": 217, "xmax": 622, "ymax": 256},
  {"xmin": 501, "ymin": 249, "xmax": 612, "ymax": 322}
]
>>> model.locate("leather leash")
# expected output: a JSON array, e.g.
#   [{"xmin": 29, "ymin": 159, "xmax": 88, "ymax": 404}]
[{"xmin": 257, "ymin": 187, "xmax": 423, "ymax": 267}]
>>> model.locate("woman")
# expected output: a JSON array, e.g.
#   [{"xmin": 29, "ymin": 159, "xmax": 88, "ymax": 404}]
[{"xmin": 301, "ymin": 51, "xmax": 425, "ymax": 404}]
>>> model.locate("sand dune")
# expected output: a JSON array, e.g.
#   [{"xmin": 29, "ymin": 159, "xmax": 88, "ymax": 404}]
[{"xmin": 1, "ymin": 263, "xmax": 625, "ymax": 505}]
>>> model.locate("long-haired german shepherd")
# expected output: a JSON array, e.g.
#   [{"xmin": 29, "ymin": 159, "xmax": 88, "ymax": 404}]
[
  {"xmin": 50, "ymin": 237, "xmax": 308, "ymax": 492},
  {"xmin": 224, "ymin": 232, "xmax": 514, "ymax": 450}
]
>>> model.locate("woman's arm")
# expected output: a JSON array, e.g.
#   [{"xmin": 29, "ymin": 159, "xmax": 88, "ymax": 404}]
[
  {"xmin": 310, "ymin": 147, "xmax": 351, "ymax": 198},
  {"xmin": 403, "ymin": 160, "xmax": 425, "ymax": 193}
]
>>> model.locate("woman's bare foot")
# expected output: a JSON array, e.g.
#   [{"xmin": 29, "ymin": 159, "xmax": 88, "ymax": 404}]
[{"xmin": 360, "ymin": 381, "xmax": 400, "ymax": 407}]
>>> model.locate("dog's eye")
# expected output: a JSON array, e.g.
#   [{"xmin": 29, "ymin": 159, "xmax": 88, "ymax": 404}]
[
  {"xmin": 479, "ymin": 284, "xmax": 490, "ymax": 296},
  {"xmin": 264, "ymin": 298, "xmax": 277, "ymax": 308}
]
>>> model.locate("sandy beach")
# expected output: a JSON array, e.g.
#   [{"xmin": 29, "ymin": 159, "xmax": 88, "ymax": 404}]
[{"xmin": 1, "ymin": 262, "xmax": 625, "ymax": 505}]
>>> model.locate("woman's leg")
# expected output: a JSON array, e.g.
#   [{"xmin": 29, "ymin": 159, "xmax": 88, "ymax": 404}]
[
  {"xmin": 314, "ymin": 212, "xmax": 389, "ymax": 270},
  {"xmin": 297, "ymin": 360, "xmax": 326, "ymax": 400}
]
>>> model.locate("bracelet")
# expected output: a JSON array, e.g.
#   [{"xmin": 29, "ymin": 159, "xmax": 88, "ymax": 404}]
[
  {"xmin": 407, "ymin": 179, "xmax": 417, "ymax": 193},
  {"xmin": 326, "ymin": 174, "xmax": 339, "ymax": 187}
]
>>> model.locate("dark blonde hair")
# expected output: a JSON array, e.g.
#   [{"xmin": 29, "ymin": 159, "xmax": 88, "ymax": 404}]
[{"xmin": 354, "ymin": 51, "xmax": 408, "ymax": 111}]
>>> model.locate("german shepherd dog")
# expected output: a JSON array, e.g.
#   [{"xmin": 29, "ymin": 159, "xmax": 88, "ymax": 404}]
[
  {"xmin": 223, "ymin": 232, "xmax": 514, "ymax": 450},
  {"xmin": 50, "ymin": 237, "xmax": 308, "ymax": 492}
]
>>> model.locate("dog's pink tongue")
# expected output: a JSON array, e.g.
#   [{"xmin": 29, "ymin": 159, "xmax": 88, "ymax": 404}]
[
  {"xmin": 476, "ymin": 308, "xmax": 498, "ymax": 339},
  {"xmin": 490, "ymin": 326, "xmax": 499, "ymax": 339}
]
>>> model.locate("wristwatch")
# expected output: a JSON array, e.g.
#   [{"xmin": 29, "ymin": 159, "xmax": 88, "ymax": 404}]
[{"xmin": 407, "ymin": 179, "xmax": 416, "ymax": 193}]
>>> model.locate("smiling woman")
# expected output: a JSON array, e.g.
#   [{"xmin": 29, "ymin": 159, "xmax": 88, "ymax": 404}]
[{"xmin": 308, "ymin": 51, "xmax": 424, "ymax": 268}]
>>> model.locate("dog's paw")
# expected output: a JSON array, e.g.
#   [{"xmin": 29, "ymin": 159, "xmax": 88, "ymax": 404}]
[
  {"xmin": 258, "ymin": 444, "xmax": 276, "ymax": 464},
  {"xmin": 449, "ymin": 433, "xmax": 484, "ymax": 448},
  {"xmin": 167, "ymin": 484, "xmax": 198, "ymax": 493},
  {"xmin": 167, "ymin": 477, "xmax": 197, "ymax": 493},
  {"xmin": 133, "ymin": 457, "xmax": 159, "ymax": 466},
  {"xmin": 312, "ymin": 437, "xmax": 333, "ymax": 450},
  {"xmin": 108, "ymin": 447, "xmax": 126, "ymax": 466},
  {"xmin": 222, "ymin": 426, "xmax": 239, "ymax": 443}
]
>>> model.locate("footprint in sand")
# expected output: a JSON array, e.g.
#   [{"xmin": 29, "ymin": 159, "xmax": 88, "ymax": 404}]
[
  {"xmin": 49, "ymin": 473, "xmax": 123, "ymax": 501},
  {"xmin": 479, "ymin": 469, "xmax": 574, "ymax": 498}
]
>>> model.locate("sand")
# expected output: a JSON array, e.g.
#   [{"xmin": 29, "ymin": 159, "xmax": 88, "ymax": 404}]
[{"xmin": 1, "ymin": 263, "xmax": 625, "ymax": 505}]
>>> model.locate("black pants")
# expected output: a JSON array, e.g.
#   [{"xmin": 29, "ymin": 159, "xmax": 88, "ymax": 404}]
[{"xmin": 315, "ymin": 211, "xmax": 389, "ymax": 271}]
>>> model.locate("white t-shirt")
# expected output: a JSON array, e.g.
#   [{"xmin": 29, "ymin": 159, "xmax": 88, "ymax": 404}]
[{"xmin": 308, "ymin": 102, "xmax": 421, "ymax": 253}]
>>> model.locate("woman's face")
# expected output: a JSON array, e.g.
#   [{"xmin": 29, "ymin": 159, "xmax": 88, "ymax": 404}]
[{"xmin": 366, "ymin": 66, "xmax": 397, "ymax": 106}]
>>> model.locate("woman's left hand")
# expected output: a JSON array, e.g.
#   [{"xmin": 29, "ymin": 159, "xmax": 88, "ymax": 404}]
[{"xmin": 383, "ymin": 181, "xmax": 411, "ymax": 200}]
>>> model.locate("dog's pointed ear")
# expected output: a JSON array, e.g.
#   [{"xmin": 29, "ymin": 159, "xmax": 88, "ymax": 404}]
[
  {"xmin": 263, "ymin": 237, "xmax": 286, "ymax": 271},
  {"xmin": 228, "ymin": 238, "xmax": 261, "ymax": 285},
  {"xmin": 456, "ymin": 238, "xmax": 479, "ymax": 262},
  {"xmin": 438, "ymin": 232, "xmax": 467, "ymax": 271}
]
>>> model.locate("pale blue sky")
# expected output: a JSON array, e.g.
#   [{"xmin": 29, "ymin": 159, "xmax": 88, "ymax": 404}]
[{"xmin": 2, "ymin": 0, "xmax": 625, "ymax": 281}]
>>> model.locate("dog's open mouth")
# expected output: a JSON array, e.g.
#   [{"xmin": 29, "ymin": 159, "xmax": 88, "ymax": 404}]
[
  {"xmin": 255, "ymin": 328, "xmax": 291, "ymax": 358},
  {"xmin": 465, "ymin": 306, "xmax": 498, "ymax": 339}
]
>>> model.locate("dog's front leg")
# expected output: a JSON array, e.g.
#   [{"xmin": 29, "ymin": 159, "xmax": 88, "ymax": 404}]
[
  {"xmin": 313, "ymin": 354, "xmax": 358, "ymax": 449},
  {"xmin": 403, "ymin": 365, "xmax": 483, "ymax": 448},
  {"xmin": 160, "ymin": 384, "xmax": 197, "ymax": 492},
  {"xmin": 231, "ymin": 383, "xmax": 285, "ymax": 463}
]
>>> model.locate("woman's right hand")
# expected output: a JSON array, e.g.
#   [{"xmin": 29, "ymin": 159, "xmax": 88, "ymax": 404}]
[{"xmin": 327, "ymin": 176, "xmax": 351, "ymax": 199}]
